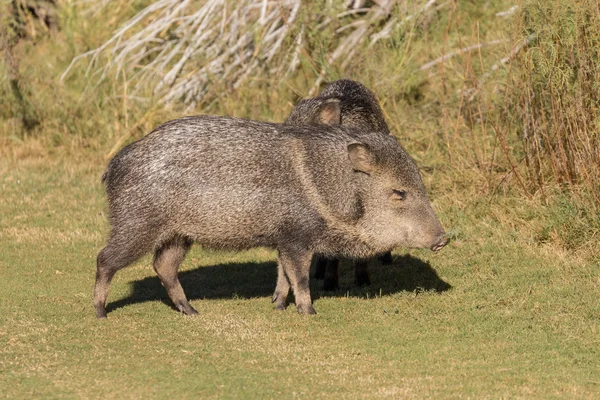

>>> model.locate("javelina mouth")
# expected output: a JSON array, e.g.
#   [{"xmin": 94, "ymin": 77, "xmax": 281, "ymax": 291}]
[{"xmin": 430, "ymin": 236, "xmax": 449, "ymax": 252}]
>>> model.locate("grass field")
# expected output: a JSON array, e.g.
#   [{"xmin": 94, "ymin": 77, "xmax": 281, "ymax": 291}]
[
  {"xmin": 2, "ymin": 0, "xmax": 600, "ymax": 398},
  {"xmin": 1, "ymin": 156, "xmax": 598, "ymax": 399}
]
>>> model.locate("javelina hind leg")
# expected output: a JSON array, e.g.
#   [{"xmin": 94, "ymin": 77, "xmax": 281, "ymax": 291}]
[
  {"xmin": 272, "ymin": 262, "xmax": 291, "ymax": 311},
  {"xmin": 278, "ymin": 248, "xmax": 316, "ymax": 314},
  {"xmin": 94, "ymin": 243, "xmax": 146, "ymax": 318},
  {"xmin": 313, "ymin": 256, "xmax": 328, "ymax": 279},
  {"xmin": 379, "ymin": 251, "xmax": 393, "ymax": 265},
  {"xmin": 354, "ymin": 260, "xmax": 371, "ymax": 287},
  {"xmin": 322, "ymin": 258, "xmax": 340, "ymax": 291},
  {"xmin": 153, "ymin": 238, "xmax": 197, "ymax": 315}
]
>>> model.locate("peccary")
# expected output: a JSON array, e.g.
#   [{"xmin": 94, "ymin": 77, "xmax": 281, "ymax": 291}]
[
  {"xmin": 94, "ymin": 115, "xmax": 447, "ymax": 317},
  {"xmin": 286, "ymin": 79, "xmax": 389, "ymax": 133},
  {"xmin": 285, "ymin": 79, "xmax": 393, "ymax": 290}
]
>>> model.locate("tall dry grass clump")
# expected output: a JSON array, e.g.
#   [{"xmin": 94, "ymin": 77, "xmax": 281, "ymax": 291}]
[
  {"xmin": 511, "ymin": 1, "xmax": 600, "ymax": 206},
  {"xmin": 62, "ymin": 0, "xmax": 440, "ymax": 110}
]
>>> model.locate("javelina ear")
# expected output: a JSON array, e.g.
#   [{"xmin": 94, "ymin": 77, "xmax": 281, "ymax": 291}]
[
  {"xmin": 317, "ymin": 98, "xmax": 341, "ymax": 125},
  {"xmin": 348, "ymin": 143, "xmax": 377, "ymax": 175}
]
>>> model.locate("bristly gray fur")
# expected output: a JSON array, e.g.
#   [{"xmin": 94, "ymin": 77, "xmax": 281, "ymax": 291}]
[{"xmin": 94, "ymin": 114, "xmax": 446, "ymax": 318}]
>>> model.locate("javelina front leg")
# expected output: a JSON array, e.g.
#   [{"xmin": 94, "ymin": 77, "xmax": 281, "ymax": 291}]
[
  {"xmin": 277, "ymin": 248, "xmax": 316, "ymax": 314},
  {"xmin": 272, "ymin": 262, "xmax": 291, "ymax": 311},
  {"xmin": 153, "ymin": 238, "xmax": 197, "ymax": 315},
  {"xmin": 379, "ymin": 251, "xmax": 393, "ymax": 265},
  {"xmin": 322, "ymin": 258, "xmax": 340, "ymax": 291},
  {"xmin": 354, "ymin": 260, "xmax": 371, "ymax": 287},
  {"xmin": 313, "ymin": 256, "xmax": 328, "ymax": 280}
]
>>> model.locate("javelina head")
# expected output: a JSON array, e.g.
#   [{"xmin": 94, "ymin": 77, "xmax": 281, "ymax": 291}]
[
  {"xmin": 286, "ymin": 97, "xmax": 342, "ymax": 126},
  {"xmin": 286, "ymin": 79, "xmax": 389, "ymax": 134},
  {"xmin": 348, "ymin": 137, "xmax": 448, "ymax": 252}
]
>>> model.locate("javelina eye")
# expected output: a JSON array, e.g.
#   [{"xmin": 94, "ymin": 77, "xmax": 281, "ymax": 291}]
[{"xmin": 392, "ymin": 190, "xmax": 407, "ymax": 200}]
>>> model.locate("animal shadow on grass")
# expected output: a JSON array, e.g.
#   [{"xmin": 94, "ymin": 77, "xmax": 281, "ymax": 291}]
[{"xmin": 106, "ymin": 254, "xmax": 451, "ymax": 314}]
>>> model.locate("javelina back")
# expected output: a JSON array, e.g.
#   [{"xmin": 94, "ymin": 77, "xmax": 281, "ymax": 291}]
[
  {"xmin": 95, "ymin": 115, "xmax": 447, "ymax": 317},
  {"xmin": 286, "ymin": 79, "xmax": 392, "ymax": 290}
]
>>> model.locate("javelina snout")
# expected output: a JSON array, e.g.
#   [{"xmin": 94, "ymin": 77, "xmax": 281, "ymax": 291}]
[{"xmin": 431, "ymin": 234, "xmax": 449, "ymax": 252}]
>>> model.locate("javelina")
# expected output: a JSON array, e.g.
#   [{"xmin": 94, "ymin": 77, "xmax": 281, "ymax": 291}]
[
  {"xmin": 285, "ymin": 79, "xmax": 393, "ymax": 290},
  {"xmin": 286, "ymin": 79, "xmax": 389, "ymax": 133},
  {"xmin": 94, "ymin": 115, "xmax": 447, "ymax": 317}
]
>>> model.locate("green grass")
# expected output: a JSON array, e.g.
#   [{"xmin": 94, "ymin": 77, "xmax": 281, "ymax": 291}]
[
  {"xmin": 1, "ymin": 1, "xmax": 599, "ymax": 397},
  {"xmin": 1, "ymin": 158, "xmax": 599, "ymax": 399}
]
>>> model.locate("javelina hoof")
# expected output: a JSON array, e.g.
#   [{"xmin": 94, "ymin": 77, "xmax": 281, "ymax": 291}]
[
  {"xmin": 95, "ymin": 305, "xmax": 108, "ymax": 319},
  {"xmin": 297, "ymin": 304, "xmax": 317, "ymax": 315},
  {"xmin": 177, "ymin": 303, "xmax": 199, "ymax": 316},
  {"xmin": 271, "ymin": 293, "xmax": 287, "ymax": 311},
  {"xmin": 379, "ymin": 252, "xmax": 393, "ymax": 265},
  {"xmin": 322, "ymin": 278, "xmax": 339, "ymax": 291}
]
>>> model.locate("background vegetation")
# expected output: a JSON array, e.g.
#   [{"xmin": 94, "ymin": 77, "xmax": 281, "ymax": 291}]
[{"xmin": 1, "ymin": 0, "xmax": 598, "ymax": 397}]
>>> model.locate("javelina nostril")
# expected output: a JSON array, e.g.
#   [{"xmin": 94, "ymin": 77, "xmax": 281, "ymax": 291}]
[{"xmin": 430, "ymin": 234, "xmax": 449, "ymax": 252}]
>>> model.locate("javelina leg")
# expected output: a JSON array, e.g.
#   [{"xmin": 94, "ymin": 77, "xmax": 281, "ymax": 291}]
[
  {"xmin": 278, "ymin": 248, "xmax": 315, "ymax": 315},
  {"xmin": 379, "ymin": 251, "xmax": 393, "ymax": 265},
  {"xmin": 153, "ymin": 238, "xmax": 197, "ymax": 316},
  {"xmin": 354, "ymin": 260, "xmax": 371, "ymax": 287},
  {"xmin": 322, "ymin": 258, "xmax": 340, "ymax": 291},
  {"xmin": 313, "ymin": 256, "xmax": 328, "ymax": 279},
  {"xmin": 272, "ymin": 262, "xmax": 291, "ymax": 311},
  {"xmin": 94, "ymin": 243, "xmax": 145, "ymax": 318}
]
